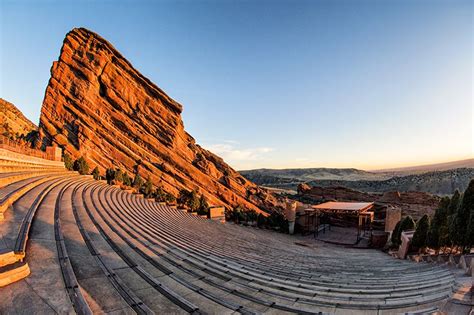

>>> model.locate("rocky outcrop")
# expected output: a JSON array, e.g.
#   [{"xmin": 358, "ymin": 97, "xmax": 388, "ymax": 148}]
[
  {"xmin": 0, "ymin": 98, "xmax": 37, "ymax": 138},
  {"xmin": 298, "ymin": 184, "xmax": 440, "ymax": 218},
  {"xmin": 39, "ymin": 27, "xmax": 282, "ymax": 213}
]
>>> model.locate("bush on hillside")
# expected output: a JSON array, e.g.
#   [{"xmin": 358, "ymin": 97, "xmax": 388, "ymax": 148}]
[
  {"xmin": 141, "ymin": 178, "xmax": 153, "ymax": 198},
  {"xmin": 122, "ymin": 172, "xmax": 132, "ymax": 187},
  {"xmin": 197, "ymin": 195, "xmax": 209, "ymax": 216},
  {"xmin": 92, "ymin": 166, "xmax": 100, "ymax": 180},
  {"xmin": 63, "ymin": 153, "xmax": 74, "ymax": 171},
  {"xmin": 133, "ymin": 173, "xmax": 144, "ymax": 190},
  {"xmin": 73, "ymin": 156, "xmax": 89, "ymax": 175},
  {"xmin": 105, "ymin": 168, "xmax": 115, "ymax": 184}
]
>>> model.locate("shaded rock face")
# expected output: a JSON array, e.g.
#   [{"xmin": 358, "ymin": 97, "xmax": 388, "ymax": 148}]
[
  {"xmin": 39, "ymin": 27, "xmax": 281, "ymax": 213},
  {"xmin": 0, "ymin": 98, "xmax": 37, "ymax": 138}
]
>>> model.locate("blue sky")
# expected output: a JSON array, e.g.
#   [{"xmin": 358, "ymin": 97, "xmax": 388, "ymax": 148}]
[{"xmin": 1, "ymin": 0, "xmax": 472, "ymax": 170}]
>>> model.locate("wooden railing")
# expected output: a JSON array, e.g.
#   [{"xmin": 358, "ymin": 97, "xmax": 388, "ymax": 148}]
[{"xmin": 0, "ymin": 135, "xmax": 51, "ymax": 160}]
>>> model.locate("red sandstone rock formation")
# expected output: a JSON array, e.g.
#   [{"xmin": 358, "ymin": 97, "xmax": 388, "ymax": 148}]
[
  {"xmin": 39, "ymin": 28, "xmax": 281, "ymax": 214},
  {"xmin": 0, "ymin": 98, "xmax": 37, "ymax": 138}
]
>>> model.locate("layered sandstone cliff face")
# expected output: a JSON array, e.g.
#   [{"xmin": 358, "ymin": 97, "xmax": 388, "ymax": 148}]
[
  {"xmin": 0, "ymin": 98, "xmax": 37, "ymax": 138},
  {"xmin": 39, "ymin": 28, "xmax": 281, "ymax": 213}
]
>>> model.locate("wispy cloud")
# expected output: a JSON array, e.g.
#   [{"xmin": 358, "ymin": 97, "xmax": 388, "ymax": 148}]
[{"xmin": 203, "ymin": 142, "xmax": 274, "ymax": 162}]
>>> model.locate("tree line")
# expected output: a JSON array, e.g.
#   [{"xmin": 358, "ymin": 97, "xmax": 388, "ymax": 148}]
[
  {"xmin": 64, "ymin": 153, "xmax": 290, "ymax": 230},
  {"xmin": 64, "ymin": 153, "xmax": 176, "ymax": 203},
  {"xmin": 391, "ymin": 179, "xmax": 474, "ymax": 254}
]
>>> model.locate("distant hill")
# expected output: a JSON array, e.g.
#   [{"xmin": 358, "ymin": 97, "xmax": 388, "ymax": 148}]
[
  {"xmin": 306, "ymin": 168, "xmax": 474, "ymax": 196},
  {"xmin": 239, "ymin": 167, "xmax": 389, "ymax": 187},
  {"xmin": 240, "ymin": 165, "xmax": 474, "ymax": 196},
  {"xmin": 372, "ymin": 159, "xmax": 474, "ymax": 175},
  {"xmin": 0, "ymin": 98, "xmax": 37, "ymax": 138}
]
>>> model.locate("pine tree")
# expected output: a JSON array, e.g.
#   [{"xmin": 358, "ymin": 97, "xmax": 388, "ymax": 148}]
[
  {"xmin": 197, "ymin": 195, "xmax": 209, "ymax": 216},
  {"xmin": 92, "ymin": 166, "xmax": 100, "ymax": 180},
  {"xmin": 164, "ymin": 192, "xmax": 176, "ymax": 203},
  {"xmin": 105, "ymin": 168, "xmax": 115, "ymax": 184},
  {"xmin": 113, "ymin": 168, "xmax": 123, "ymax": 183},
  {"xmin": 133, "ymin": 174, "xmax": 144, "ymax": 190},
  {"xmin": 187, "ymin": 190, "xmax": 200, "ymax": 212},
  {"xmin": 467, "ymin": 208, "xmax": 474, "ymax": 249},
  {"xmin": 177, "ymin": 189, "xmax": 189, "ymax": 208},
  {"xmin": 427, "ymin": 197, "xmax": 450, "ymax": 250},
  {"xmin": 411, "ymin": 214, "xmax": 430, "ymax": 250},
  {"xmin": 257, "ymin": 213, "xmax": 267, "ymax": 227},
  {"xmin": 154, "ymin": 187, "xmax": 166, "ymax": 202},
  {"xmin": 391, "ymin": 220, "xmax": 402, "ymax": 246},
  {"xmin": 456, "ymin": 179, "xmax": 474, "ymax": 251},
  {"xmin": 447, "ymin": 190, "xmax": 461, "ymax": 216},
  {"xmin": 122, "ymin": 172, "xmax": 132, "ymax": 187},
  {"xmin": 73, "ymin": 156, "xmax": 90, "ymax": 175},
  {"xmin": 63, "ymin": 153, "xmax": 74, "ymax": 171},
  {"xmin": 392, "ymin": 216, "xmax": 415, "ymax": 248},
  {"xmin": 141, "ymin": 178, "xmax": 153, "ymax": 198},
  {"xmin": 447, "ymin": 190, "xmax": 461, "ymax": 246}
]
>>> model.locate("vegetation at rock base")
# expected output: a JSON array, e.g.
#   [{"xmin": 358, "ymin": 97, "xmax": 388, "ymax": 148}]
[
  {"xmin": 154, "ymin": 187, "xmax": 176, "ymax": 203},
  {"xmin": 427, "ymin": 197, "xmax": 450, "ymax": 250},
  {"xmin": 391, "ymin": 221, "xmax": 402, "ymax": 246},
  {"xmin": 411, "ymin": 214, "xmax": 430, "ymax": 250},
  {"xmin": 391, "ymin": 179, "xmax": 474, "ymax": 254},
  {"xmin": 73, "ymin": 156, "xmax": 89, "ymax": 175},
  {"xmin": 122, "ymin": 172, "xmax": 132, "ymax": 187},
  {"xmin": 91, "ymin": 166, "xmax": 100, "ymax": 180},
  {"xmin": 391, "ymin": 216, "xmax": 415, "ymax": 247},
  {"xmin": 226, "ymin": 206, "xmax": 288, "ymax": 233},
  {"xmin": 197, "ymin": 195, "xmax": 209, "ymax": 216},
  {"xmin": 63, "ymin": 153, "xmax": 74, "ymax": 171},
  {"xmin": 133, "ymin": 173, "xmax": 144, "ymax": 189},
  {"xmin": 454, "ymin": 179, "xmax": 474, "ymax": 251},
  {"xmin": 140, "ymin": 178, "xmax": 153, "ymax": 198}
]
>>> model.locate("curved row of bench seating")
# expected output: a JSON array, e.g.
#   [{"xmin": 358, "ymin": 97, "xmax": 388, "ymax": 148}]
[{"xmin": 0, "ymin": 160, "xmax": 469, "ymax": 314}]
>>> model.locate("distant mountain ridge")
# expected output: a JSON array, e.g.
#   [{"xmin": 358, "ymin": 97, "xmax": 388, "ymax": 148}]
[
  {"xmin": 372, "ymin": 158, "xmax": 474, "ymax": 174},
  {"xmin": 240, "ymin": 161, "xmax": 474, "ymax": 196},
  {"xmin": 240, "ymin": 167, "xmax": 389, "ymax": 183},
  {"xmin": 306, "ymin": 168, "xmax": 474, "ymax": 196}
]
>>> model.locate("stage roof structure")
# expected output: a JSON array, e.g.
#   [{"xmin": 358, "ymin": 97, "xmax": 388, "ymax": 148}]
[{"xmin": 312, "ymin": 202, "xmax": 374, "ymax": 214}]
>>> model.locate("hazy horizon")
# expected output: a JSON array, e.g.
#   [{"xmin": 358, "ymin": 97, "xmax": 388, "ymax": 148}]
[{"xmin": 1, "ymin": 0, "xmax": 472, "ymax": 170}]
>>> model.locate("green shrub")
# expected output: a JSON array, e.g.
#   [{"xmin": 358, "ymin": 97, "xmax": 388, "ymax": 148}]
[
  {"xmin": 105, "ymin": 168, "xmax": 115, "ymax": 184},
  {"xmin": 391, "ymin": 220, "xmax": 402, "ymax": 246},
  {"xmin": 177, "ymin": 189, "xmax": 190, "ymax": 208},
  {"xmin": 141, "ymin": 178, "xmax": 153, "ymax": 198},
  {"xmin": 63, "ymin": 153, "xmax": 74, "ymax": 171},
  {"xmin": 187, "ymin": 190, "xmax": 200, "ymax": 212},
  {"xmin": 197, "ymin": 195, "xmax": 209, "ymax": 216},
  {"xmin": 133, "ymin": 174, "xmax": 144, "ymax": 189},
  {"xmin": 91, "ymin": 167, "xmax": 100, "ymax": 180},
  {"xmin": 455, "ymin": 179, "xmax": 474, "ymax": 251},
  {"xmin": 73, "ymin": 156, "xmax": 89, "ymax": 175},
  {"xmin": 257, "ymin": 213, "xmax": 267, "ymax": 227},
  {"xmin": 122, "ymin": 172, "xmax": 132, "ymax": 187},
  {"xmin": 427, "ymin": 197, "xmax": 450, "ymax": 250},
  {"xmin": 412, "ymin": 214, "xmax": 430, "ymax": 250},
  {"xmin": 114, "ymin": 168, "xmax": 123, "ymax": 183},
  {"xmin": 165, "ymin": 192, "xmax": 176, "ymax": 203}
]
